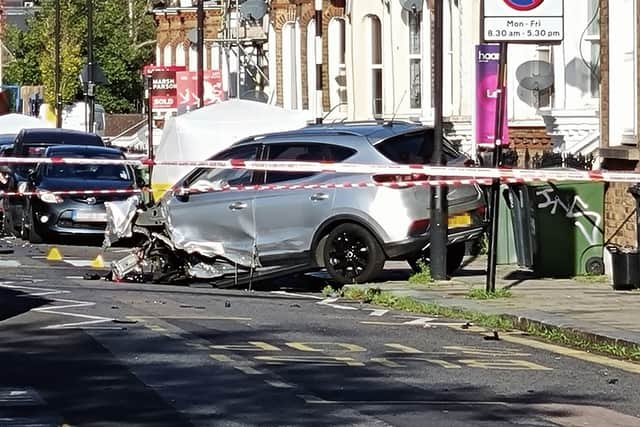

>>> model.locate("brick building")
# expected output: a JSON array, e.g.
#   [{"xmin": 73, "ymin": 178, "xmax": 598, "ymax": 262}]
[{"xmin": 598, "ymin": 0, "xmax": 640, "ymax": 248}]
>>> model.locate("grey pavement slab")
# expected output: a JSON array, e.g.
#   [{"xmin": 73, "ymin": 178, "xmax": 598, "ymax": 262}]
[{"xmin": 370, "ymin": 257, "xmax": 640, "ymax": 347}]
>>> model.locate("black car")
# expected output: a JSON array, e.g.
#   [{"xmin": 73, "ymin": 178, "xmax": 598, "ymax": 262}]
[{"xmin": 4, "ymin": 145, "xmax": 137, "ymax": 243}]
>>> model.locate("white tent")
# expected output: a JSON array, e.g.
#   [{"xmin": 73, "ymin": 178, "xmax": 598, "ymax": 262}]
[
  {"xmin": 0, "ymin": 113, "xmax": 54, "ymax": 134},
  {"xmin": 151, "ymin": 99, "xmax": 311, "ymax": 198}
]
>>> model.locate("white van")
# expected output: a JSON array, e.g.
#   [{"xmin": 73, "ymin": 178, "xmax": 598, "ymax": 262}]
[{"xmin": 61, "ymin": 102, "xmax": 106, "ymax": 136}]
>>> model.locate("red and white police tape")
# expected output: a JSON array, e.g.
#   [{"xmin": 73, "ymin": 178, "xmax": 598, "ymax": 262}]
[{"xmin": 1, "ymin": 156, "xmax": 639, "ymax": 193}]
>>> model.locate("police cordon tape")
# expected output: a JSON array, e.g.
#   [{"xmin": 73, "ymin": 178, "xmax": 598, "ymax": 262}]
[{"xmin": 1, "ymin": 156, "xmax": 640, "ymax": 184}]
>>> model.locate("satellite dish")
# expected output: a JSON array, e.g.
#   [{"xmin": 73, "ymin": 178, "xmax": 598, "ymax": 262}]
[
  {"xmin": 241, "ymin": 89, "xmax": 269, "ymax": 103},
  {"xmin": 516, "ymin": 60, "xmax": 554, "ymax": 91},
  {"xmin": 399, "ymin": 0, "xmax": 423, "ymax": 13},
  {"xmin": 239, "ymin": 0, "xmax": 267, "ymax": 21}
]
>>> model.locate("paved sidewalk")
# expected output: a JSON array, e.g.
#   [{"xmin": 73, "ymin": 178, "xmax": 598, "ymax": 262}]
[{"xmin": 371, "ymin": 257, "xmax": 640, "ymax": 348}]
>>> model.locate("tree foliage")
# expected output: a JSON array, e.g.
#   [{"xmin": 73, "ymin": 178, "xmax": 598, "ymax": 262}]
[{"xmin": 2, "ymin": 0, "xmax": 156, "ymax": 113}]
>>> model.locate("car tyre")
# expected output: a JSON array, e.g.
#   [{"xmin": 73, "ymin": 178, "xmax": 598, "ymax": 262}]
[
  {"xmin": 2, "ymin": 209, "xmax": 14, "ymax": 237},
  {"xmin": 21, "ymin": 208, "xmax": 43, "ymax": 244},
  {"xmin": 323, "ymin": 223, "xmax": 385, "ymax": 284},
  {"xmin": 407, "ymin": 242, "xmax": 466, "ymax": 276}
]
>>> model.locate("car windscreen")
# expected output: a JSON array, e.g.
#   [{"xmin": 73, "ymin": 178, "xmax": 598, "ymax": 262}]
[
  {"xmin": 42, "ymin": 155, "xmax": 132, "ymax": 181},
  {"xmin": 375, "ymin": 130, "xmax": 460, "ymax": 164}
]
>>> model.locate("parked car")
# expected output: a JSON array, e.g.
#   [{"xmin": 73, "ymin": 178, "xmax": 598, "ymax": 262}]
[
  {"xmin": 112, "ymin": 121, "xmax": 486, "ymax": 285},
  {"xmin": 2, "ymin": 128, "xmax": 107, "ymax": 238},
  {"xmin": 3, "ymin": 145, "xmax": 137, "ymax": 243}
]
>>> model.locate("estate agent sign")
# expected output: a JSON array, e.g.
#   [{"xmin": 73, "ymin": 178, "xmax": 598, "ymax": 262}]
[{"xmin": 483, "ymin": 0, "xmax": 564, "ymax": 43}]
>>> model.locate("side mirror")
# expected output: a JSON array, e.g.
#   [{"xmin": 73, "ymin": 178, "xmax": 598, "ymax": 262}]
[{"xmin": 17, "ymin": 181, "xmax": 29, "ymax": 195}]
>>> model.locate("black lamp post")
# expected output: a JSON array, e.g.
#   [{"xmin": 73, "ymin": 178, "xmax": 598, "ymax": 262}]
[
  {"xmin": 196, "ymin": 0, "xmax": 204, "ymax": 108},
  {"xmin": 86, "ymin": 0, "xmax": 95, "ymax": 133},
  {"xmin": 54, "ymin": 0, "xmax": 62, "ymax": 128}
]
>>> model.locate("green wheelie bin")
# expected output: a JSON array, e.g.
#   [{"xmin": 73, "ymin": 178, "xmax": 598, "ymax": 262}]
[{"xmin": 506, "ymin": 180, "xmax": 605, "ymax": 277}]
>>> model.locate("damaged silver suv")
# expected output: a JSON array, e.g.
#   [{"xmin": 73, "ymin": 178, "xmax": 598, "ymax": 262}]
[{"xmin": 109, "ymin": 121, "xmax": 486, "ymax": 285}]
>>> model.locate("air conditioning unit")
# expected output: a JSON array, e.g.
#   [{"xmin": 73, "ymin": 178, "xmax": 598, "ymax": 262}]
[{"xmin": 24, "ymin": 1, "xmax": 35, "ymax": 7}]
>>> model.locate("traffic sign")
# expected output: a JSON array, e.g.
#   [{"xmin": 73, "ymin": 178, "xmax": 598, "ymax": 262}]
[{"xmin": 483, "ymin": 0, "xmax": 564, "ymax": 43}]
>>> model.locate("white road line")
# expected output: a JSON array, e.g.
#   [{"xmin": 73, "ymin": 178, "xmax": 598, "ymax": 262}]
[
  {"xmin": 265, "ymin": 380, "xmax": 295, "ymax": 389},
  {"xmin": 318, "ymin": 297, "xmax": 358, "ymax": 311},
  {"xmin": 271, "ymin": 291, "xmax": 324, "ymax": 300},
  {"xmin": 0, "ymin": 283, "xmax": 114, "ymax": 330},
  {"xmin": 64, "ymin": 260, "xmax": 95, "ymax": 268},
  {"xmin": 302, "ymin": 399, "xmax": 512, "ymax": 406},
  {"xmin": 368, "ymin": 309, "xmax": 389, "ymax": 317},
  {"xmin": 0, "ymin": 260, "xmax": 20, "ymax": 267},
  {"xmin": 234, "ymin": 366, "xmax": 262, "ymax": 375},
  {"xmin": 403, "ymin": 317, "xmax": 436, "ymax": 325}
]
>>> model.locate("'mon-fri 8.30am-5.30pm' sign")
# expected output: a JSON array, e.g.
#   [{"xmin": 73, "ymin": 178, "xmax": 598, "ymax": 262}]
[{"xmin": 483, "ymin": 0, "xmax": 564, "ymax": 43}]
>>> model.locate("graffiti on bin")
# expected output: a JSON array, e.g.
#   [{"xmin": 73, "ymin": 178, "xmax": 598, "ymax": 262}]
[{"xmin": 536, "ymin": 188, "xmax": 602, "ymax": 246}]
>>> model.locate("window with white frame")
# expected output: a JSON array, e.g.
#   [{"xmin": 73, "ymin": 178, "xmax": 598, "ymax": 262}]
[
  {"xmin": 585, "ymin": 0, "xmax": 600, "ymax": 98},
  {"xmin": 368, "ymin": 15, "xmax": 383, "ymax": 117},
  {"xmin": 408, "ymin": 11, "xmax": 422, "ymax": 109},
  {"xmin": 535, "ymin": 45, "xmax": 553, "ymax": 108},
  {"xmin": 163, "ymin": 44, "xmax": 173, "ymax": 66},
  {"xmin": 282, "ymin": 22, "xmax": 301, "ymax": 110},
  {"xmin": 175, "ymin": 43, "xmax": 186, "ymax": 67},
  {"xmin": 307, "ymin": 19, "xmax": 316, "ymax": 113},
  {"xmin": 329, "ymin": 18, "xmax": 347, "ymax": 113}
]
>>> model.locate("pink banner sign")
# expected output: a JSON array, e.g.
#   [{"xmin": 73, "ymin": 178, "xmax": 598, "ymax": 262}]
[
  {"xmin": 175, "ymin": 70, "xmax": 225, "ymax": 114},
  {"xmin": 475, "ymin": 44, "xmax": 509, "ymax": 147}
]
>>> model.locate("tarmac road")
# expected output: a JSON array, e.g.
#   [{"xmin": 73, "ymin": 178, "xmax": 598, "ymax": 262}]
[{"xmin": 0, "ymin": 241, "xmax": 639, "ymax": 426}]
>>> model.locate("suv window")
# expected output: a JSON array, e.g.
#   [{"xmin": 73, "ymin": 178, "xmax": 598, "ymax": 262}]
[
  {"xmin": 263, "ymin": 143, "xmax": 355, "ymax": 184},
  {"xmin": 187, "ymin": 144, "xmax": 259, "ymax": 188},
  {"xmin": 375, "ymin": 130, "xmax": 459, "ymax": 164}
]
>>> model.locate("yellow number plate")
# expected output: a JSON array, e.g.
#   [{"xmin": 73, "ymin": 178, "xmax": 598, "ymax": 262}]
[{"xmin": 448, "ymin": 213, "xmax": 471, "ymax": 228}]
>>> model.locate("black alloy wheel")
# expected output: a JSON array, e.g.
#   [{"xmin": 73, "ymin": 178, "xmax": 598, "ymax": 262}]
[{"xmin": 323, "ymin": 223, "xmax": 385, "ymax": 285}]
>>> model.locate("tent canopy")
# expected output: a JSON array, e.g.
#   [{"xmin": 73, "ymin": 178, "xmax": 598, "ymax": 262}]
[
  {"xmin": 151, "ymin": 99, "xmax": 311, "ymax": 198},
  {"xmin": 0, "ymin": 113, "xmax": 54, "ymax": 135}
]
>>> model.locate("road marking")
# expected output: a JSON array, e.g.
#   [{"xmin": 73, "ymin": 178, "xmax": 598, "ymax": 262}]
[
  {"xmin": 186, "ymin": 342, "xmax": 209, "ymax": 351},
  {"xmin": 265, "ymin": 380, "xmax": 295, "ymax": 389},
  {"xmin": 370, "ymin": 358, "xmax": 404, "ymax": 368},
  {"xmin": 444, "ymin": 345, "xmax": 531, "ymax": 357},
  {"xmin": 501, "ymin": 333, "xmax": 640, "ymax": 375},
  {"xmin": 318, "ymin": 297, "xmax": 358, "ymax": 311},
  {"xmin": 368, "ymin": 309, "xmax": 389, "ymax": 317},
  {"xmin": 271, "ymin": 291, "xmax": 324, "ymax": 300},
  {"xmin": 361, "ymin": 320, "xmax": 465, "ymax": 327},
  {"xmin": 458, "ymin": 358, "xmax": 553, "ymax": 371},
  {"xmin": 286, "ymin": 342, "xmax": 367, "ymax": 353},
  {"xmin": 210, "ymin": 354, "xmax": 233, "ymax": 363},
  {"xmin": 385, "ymin": 344, "xmax": 424, "ymax": 354},
  {"xmin": 127, "ymin": 316, "xmax": 251, "ymax": 321},
  {"xmin": 64, "ymin": 260, "xmax": 97, "ymax": 268},
  {"xmin": 301, "ymin": 399, "xmax": 512, "ymax": 406},
  {"xmin": 0, "ymin": 260, "xmax": 20, "ymax": 267},
  {"xmin": 0, "ymin": 283, "xmax": 114, "ymax": 329},
  {"xmin": 234, "ymin": 366, "xmax": 263, "ymax": 375},
  {"xmin": 211, "ymin": 341, "xmax": 282, "ymax": 352},
  {"xmin": 256, "ymin": 355, "xmax": 366, "ymax": 367}
]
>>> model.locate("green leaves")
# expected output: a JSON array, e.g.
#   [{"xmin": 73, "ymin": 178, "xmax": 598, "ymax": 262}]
[{"xmin": 2, "ymin": 0, "xmax": 155, "ymax": 113}]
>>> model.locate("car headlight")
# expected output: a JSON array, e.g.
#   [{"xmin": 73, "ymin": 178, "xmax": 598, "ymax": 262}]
[{"xmin": 38, "ymin": 191, "xmax": 63, "ymax": 204}]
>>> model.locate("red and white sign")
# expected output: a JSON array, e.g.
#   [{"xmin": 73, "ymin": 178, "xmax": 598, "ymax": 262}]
[
  {"xmin": 143, "ymin": 65, "xmax": 187, "ymax": 111},
  {"xmin": 175, "ymin": 70, "xmax": 225, "ymax": 114},
  {"xmin": 483, "ymin": 0, "xmax": 564, "ymax": 43}
]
